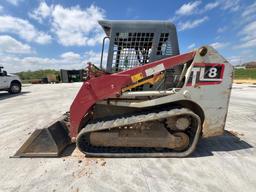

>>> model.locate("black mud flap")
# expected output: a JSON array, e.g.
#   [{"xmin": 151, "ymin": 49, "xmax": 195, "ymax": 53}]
[{"xmin": 12, "ymin": 116, "xmax": 71, "ymax": 157}]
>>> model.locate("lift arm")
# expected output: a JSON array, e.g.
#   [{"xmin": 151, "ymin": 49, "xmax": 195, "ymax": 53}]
[{"xmin": 69, "ymin": 51, "xmax": 196, "ymax": 139}]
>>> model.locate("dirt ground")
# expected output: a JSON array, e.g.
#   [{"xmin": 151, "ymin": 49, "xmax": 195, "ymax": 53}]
[{"xmin": 0, "ymin": 83, "xmax": 255, "ymax": 192}]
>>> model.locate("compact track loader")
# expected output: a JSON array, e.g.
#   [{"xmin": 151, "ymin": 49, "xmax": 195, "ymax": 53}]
[{"xmin": 14, "ymin": 20, "xmax": 233, "ymax": 158}]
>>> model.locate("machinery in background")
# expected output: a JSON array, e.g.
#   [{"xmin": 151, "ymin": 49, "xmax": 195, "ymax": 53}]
[
  {"xmin": 60, "ymin": 69, "xmax": 86, "ymax": 83},
  {"xmin": 14, "ymin": 20, "xmax": 233, "ymax": 158}
]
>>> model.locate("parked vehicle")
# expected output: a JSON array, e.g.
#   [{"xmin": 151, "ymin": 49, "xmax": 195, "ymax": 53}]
[{"xmin": 0, "ymin": 65, "xmax": 22, "ymax": 94}]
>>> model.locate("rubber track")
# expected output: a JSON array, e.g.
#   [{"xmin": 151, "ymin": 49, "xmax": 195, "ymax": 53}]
[{"xmin": 77, "ymin": 108, "xmax": 202, "ymax": 157}]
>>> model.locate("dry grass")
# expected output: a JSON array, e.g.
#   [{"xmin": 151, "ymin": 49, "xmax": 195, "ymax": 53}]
[{"xmin": 233, "ymin": 79, "xmax": 256, "ymax": 84}]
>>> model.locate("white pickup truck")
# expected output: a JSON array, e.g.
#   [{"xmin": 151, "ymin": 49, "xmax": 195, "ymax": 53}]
[{"xmin": 0, "ymin": 66, "xmax": 22, "ymax": 94}]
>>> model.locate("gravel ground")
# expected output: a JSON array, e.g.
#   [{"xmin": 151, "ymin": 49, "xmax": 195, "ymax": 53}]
[{"xmin": 0, "ymin": 83, "xmax": 255, "ymax": 192}]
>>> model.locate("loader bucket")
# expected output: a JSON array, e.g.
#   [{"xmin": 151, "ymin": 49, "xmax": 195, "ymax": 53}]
[{"xmin": 13, "ymin": 115, "xmax": 71, "ymax": 157}]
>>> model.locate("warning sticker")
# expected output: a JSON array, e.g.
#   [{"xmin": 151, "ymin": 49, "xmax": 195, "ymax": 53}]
[{"xmin": 145, "ymin": 63, "xmax": 165, "ymax": 76}]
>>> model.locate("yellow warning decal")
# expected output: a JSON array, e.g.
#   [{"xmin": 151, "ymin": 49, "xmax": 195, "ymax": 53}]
[{"xmin": 131, "ymin": 73, "xmax": 144, "ymax": 82}]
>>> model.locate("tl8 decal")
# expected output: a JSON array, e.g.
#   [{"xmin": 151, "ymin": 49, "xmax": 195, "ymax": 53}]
[{"xmin": 187, "ymin": 63, "xmax": 225, "ymax": 86}]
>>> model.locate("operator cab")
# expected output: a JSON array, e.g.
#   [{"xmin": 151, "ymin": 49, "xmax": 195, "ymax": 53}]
[
  {"xmin": 99, "ymin": 20, "xmax": 179, "ymax": 72},
  {"xmin": 98, "ymin": 20, "xmax": 183, "ymax": 89}
]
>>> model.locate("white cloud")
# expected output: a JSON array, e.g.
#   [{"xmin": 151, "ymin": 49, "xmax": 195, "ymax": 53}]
[
  {"xmin": 0, "ymin": 15, "xmax": 52, "ymax": 44},
  {"xmin": 221, "ymin": 0, "xmax": 240, "ymax": 12},
  {"xmin": 234, "ymin": 3, "xmax": 256, "ymax": 49},
  {"xmin": 0, "ymin": 49, "xmax": 106, "ymax": 72},
  {"xmin": 6, "ymin": 0, "xmax": 23, "ymax": 6},
  {"xmin": 242, "ymin": 2, "xmax": 256, "ymax": 18},
  {"xmin": 227, "ymin": 56, "xmax": 242, "ymax": 65},
  {"xmin": 241, "ymin": 21, "xmax": 256, "ymax": 41},
  {"xmin": 187, "ymin": 43, "xmax": 196, "ymax": 49},
  {"xmin": 52, "ymin": 4, "xmax": 105, "ymax": 46},
  {"xmin": 204, "ymin": 2, "xmax": 219, "ymax": 11},
  {"xmin": 172, "ymin": 1, "xmax": 220, "ymax": 20},
  {"xmin": 172, "ymin": 0, "xmax": 240, "ymax": 22},
  {"xmin": 176, "ymin": 1, "xmax": 201, "ymax": 16},
  {"xmin": 241, "ymin": 2, "xmax": 256, "ymax": 23},
  {"xmin": 29, "ymin": 2, "xmax": 52, "ymax": 23},
  {"xmin": 236, "ymin": 21, "xmax": 256, "ymax": 49},
  {"xmin": 217, "ymin": 26, "xmax": 227, "ymax": 33},
  {"xmin": 226, "ymin": 53, "xmax": 255, "ymax": 65},
  {"xmin": 0, "ymin": 5, "xmax": 4, "ymax": 13},
  {"xmin": 237, "ymin": 38, "xmax": 256, "ymax": 49},
  {"xmin": 0, "ymin": 53, "xmax": 86, "ymax": 73},
  {"xmin": 0, "ymin": 55, "xmax": 55, "ymax": 72},
  {"xmin": 0, "ymin": 35, "xmax": 32, "ymax": 54},
  {"xmin": 210, "ymin": 42, "xmax": 228, "ymax": 49},
  {"xmin": 84, "ymin": 50, "xmax": 104, "ymax": 66},
  {"xmin": 178, "ymin": 16, "xmax": 208, "ymax": 31},
  {"xmin": 215, "ymin": 35, "xmax": 221, "ymax": 40},
  {"xmin": 60, "ymin": 51, "xmax": 81, "ymax": 61},
  {"xmin": 30, "ymin": 3, "xmax": 105, "ymax": 46}
]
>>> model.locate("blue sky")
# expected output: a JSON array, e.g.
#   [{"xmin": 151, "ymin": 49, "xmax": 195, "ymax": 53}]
[{"xmin": 0, "ymin": 0, "xmax": 255, "ymax": 72}]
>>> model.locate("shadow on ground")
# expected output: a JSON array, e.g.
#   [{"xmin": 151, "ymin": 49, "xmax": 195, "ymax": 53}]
[
  {"xmin": 192, "ymin": 130, "xmax": 253, "ymax": 157},
  {"xmin": 0, "ymin": 91, "xmax": 30, "ymax": 101}
]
